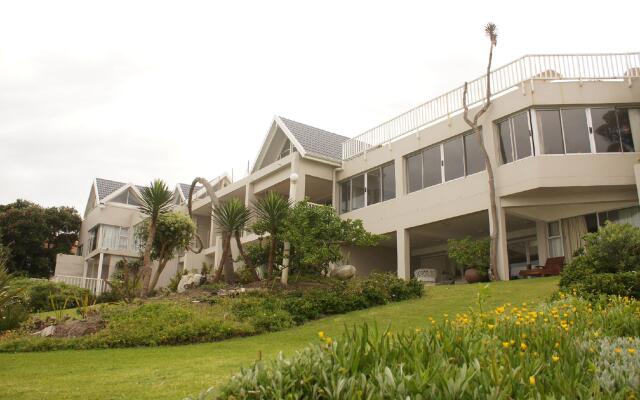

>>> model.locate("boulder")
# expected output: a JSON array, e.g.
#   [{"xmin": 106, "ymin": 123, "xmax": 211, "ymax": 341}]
[
  {"xmin": 329, "ymin": 265, "xmax": 357, "ymax": 280},
  {"xmin": 177, "ymin": 273, "xmax": 203, "ymax": 293},
  {"xmin": 33, "ymin": 325, "xmax": 56, "ymax": 337}
]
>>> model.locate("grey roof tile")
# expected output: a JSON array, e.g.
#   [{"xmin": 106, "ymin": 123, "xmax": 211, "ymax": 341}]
[
  {"xmin": 279, "ymin": 117, "xmax": 349, "ymax": 162},
  {"xmin": 179, "ymin": 183, "xmax": 202, "ymax": 200},
  {"xmin": 95, "ymin": 178, "xmax": 127, "ymax": 200}
]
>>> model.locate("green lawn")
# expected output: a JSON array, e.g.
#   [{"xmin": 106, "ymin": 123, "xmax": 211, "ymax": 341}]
[{"xmin": 0, "ymin": 277, "xmax": 558, "ymax": 400}]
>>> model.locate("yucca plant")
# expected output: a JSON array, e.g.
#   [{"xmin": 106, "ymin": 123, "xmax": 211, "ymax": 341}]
[
  {"xmin": 138, "ymin": 179, "xmax": 174, "ymax": 295},
  {"xmin": 0, "ymin": 260, "xmax": 21, "ymax": 317},
  {"xmin": 212, "ymin": 198, "xmax": 255, "ymax": 282},
  {"xmin": 252, "ymin": 191, "xmax": 291, "ymax": 276}
]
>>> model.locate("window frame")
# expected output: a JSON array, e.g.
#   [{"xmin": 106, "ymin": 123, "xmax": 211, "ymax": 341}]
[
  {"xmin": 547, "ymin": 220, "xmax": 564, "ymax": 258},
  {"xmin": 496, "ymin": 110, "xmax": 534, "ymax": 165},
  {"xmin": 339, "ymin": 162, "xmax": 396, "ymax": 214}
]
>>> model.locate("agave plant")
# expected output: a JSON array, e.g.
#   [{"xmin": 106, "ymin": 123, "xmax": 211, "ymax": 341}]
[
  {"xmin": 252, "ymin": 192, "xmax": 291, "ymax": 276},
  {"xmin": 138, "ymin": 179, "xmax": 174, "ymax": 295},
  {"xmin": 212, "ymin": 198, "xmax": 255, "ymax": 282}
]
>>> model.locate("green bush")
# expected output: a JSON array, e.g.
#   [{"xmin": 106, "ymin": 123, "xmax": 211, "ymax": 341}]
[
  {"xmin": 561, "ymin": 222, "xmax": 640, "ymax": 297},
  {"xmin": 0, "ymin": 302, "xmax": 29, "ymax": 332},
  {"xmin": 13, "ymin": 278, "xmax": 93, "ymax": 312},
  {"xmin": 210, "ymin": 295, "xmax": 640, "ymax": 399}
]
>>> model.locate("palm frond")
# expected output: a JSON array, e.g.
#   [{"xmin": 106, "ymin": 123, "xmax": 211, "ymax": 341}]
[
  {"xmin": 139, "ymin": 179, "xmax": 174, "ymax": 218},
  {"xmin": 213, "ymin": 198, "xmax": 252, "ymax": 235},
  {"xmin": 484, "ymin": 22, "xmax": 498, "ymax": 46},
  {"xmin": 253, "ymin": 191, "xmax": 291, "ymax": 234}
]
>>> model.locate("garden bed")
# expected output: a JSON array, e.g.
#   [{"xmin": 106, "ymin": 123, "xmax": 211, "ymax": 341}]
[{"xmin": 0, "ymin": 273, "xmax": 423, "ymax": 352}]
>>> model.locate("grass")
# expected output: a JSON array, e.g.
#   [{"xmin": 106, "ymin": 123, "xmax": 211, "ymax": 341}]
[{"xmin": 0, "ymin": 277, "xmax": 558, "ymax": 400}]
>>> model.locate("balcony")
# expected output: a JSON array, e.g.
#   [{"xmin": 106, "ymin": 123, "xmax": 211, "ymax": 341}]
[{"xmin": 342, "ymin": 53, "xmax": 640, "ymax": 160}]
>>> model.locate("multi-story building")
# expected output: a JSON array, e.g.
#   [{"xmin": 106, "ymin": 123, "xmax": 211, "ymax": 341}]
[{"xmin": 55, "ymin": 52, "xmax": 640, "ymax": 290}]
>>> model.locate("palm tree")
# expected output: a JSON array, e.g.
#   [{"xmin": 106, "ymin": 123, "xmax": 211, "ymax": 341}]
[
  {"xmin": 252, "ymin": 191, "xmax": 290, "ymax": 276},
  {"xmin": 462, "ymin": 23, "xmax": 500, "ymax": 279},
  {"xmin": 212, "ymin": 198, "xmax": 255, "ymax": 282},
  {"xmin": 139, "ymin": 179, "xmax": 174, "ymax": 295}
]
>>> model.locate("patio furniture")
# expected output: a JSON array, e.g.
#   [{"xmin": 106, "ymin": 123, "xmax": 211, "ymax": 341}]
[
  {"xmin": 519, "ymin": 257, "xmax": 565, "ymax": 278},
  {"xmin": 414, "ymin": 268, "xmax": 437, "ymax": 284}
]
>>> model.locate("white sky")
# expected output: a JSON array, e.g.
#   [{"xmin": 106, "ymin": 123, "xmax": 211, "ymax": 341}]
[{"xmin": 0, "ymin": 0, "xmax": 638, "ymax": 213}]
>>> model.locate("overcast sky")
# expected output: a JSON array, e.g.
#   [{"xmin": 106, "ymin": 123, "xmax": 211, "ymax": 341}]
[{"xmin": 0, "ymin": 0, "xmax": 638, "ymax": 213}]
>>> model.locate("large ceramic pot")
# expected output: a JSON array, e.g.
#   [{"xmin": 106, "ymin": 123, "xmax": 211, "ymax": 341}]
[{"xmin": 464, "ymin": 267, "xmax": 483, "ymax": 284}]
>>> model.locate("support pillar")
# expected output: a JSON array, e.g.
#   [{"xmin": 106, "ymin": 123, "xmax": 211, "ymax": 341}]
[
  {"xmin": 397, "ymin": 228, "xmax": 411, "ymax": 280},
  {"xmin": 214, "ymin": 234, "xmax": 223, "ymax": 269},
  {"xmin": 96, "ymin": 252, "xmax": 104, "ymax": 294},
  {"xmin": 491, "ymin": 205, "xmax": 509, "ymax": 281},
  {"xmin": 282, "ymin": 156, "xmax": 303, "ymax": 285},
  {"xmin": 82, "ymin": 260, "xmax": 88, "ymax": 288}
]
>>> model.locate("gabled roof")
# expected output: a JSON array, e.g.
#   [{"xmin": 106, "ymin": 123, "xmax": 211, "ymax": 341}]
[
  {"xmin": 178, "ymin": 183, "xmax": 201, "ymax": 200},
  {"xmin": 95, "ymin": 178, "xmax": 128, "ymax": 201},
  {"xmin": 252, "ymin": 116, "xmax": 349, "ymax": 172},
  {"xmin": 278, "ymin": 117, "xmax": 349, "ymax": 162}
]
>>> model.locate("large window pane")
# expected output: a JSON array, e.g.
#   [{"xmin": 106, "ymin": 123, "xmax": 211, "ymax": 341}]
[
  {"xmin": 537, "ymin": 110, "xmax": 565, "ymax": 154},
  {"xmin": 351, "ymin": 175, "xmax": 365, "ymax": 210},
  {"xmin": 561, "ymin": 109, "xmax": 590, "ymax": 153},
  {"xmin": 406, "ymin": 153, "xmax": 423, "ymax": 193},
  {"xmin": 591, "ymin": 107, "xmax": 622, "ymax": 153},
  {"xmin": 340, "ymin": 181, "xmax": 350, "ymax": 213},
  {"xmin": 422, "ymin": 145, "xmax": 442, "ymax": 188},
  {"xmin": 443, "ymin": 137, "xmax": 464, "ymax": 181},
  {"xmin": 512, "ymin": 112, "xmax": 532, "ymax": 159},
  {"xmin": 367, "ymin": 169, "xmax": 381, "ymax": 206},
  {"xmin": 464, "ymin": 132, "xmax": 485, "ymax": 175},
  {"xmin": 498, "ymin": 120, "xmax": 513, "ymax": 163},
  {"xmin": 382, "ymin": 163, "xmax": 396, "ymax": 201},
  {"xmin": 617, "ymin": 109, "xmax": 634, "ymax": 152}
]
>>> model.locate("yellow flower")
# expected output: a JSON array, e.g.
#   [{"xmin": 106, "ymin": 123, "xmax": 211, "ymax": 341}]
[
  {"xmin": 555, "ymin": 342, "xmax": 560, "ymax": 348},
  {"xmin": 495, "ymin": 306, "xmax": 505, "ymax": 314},
  {"xmin": 552, "ymin": 355, "xmax": 560, "ymax": 362},
  {"xmin": 614, "ymin": 348, "xmax": 622, "ymax": 354},
  {"xmin": 520, "ymin": 343, "xmax": 528, "ymax": 351},
  {"xmin": 318, "ymin": 331, "xmax": 325, "ymax": 339},
  {"xmin": 487, "ymin": 324, "xmax": 495, "ymax": 330},
  {"xmin": 502, "ymin": 342, "xmax": 510, "ymax": 348},
  {"xmin": 510, "ymin": 339, "xmax": 515, "ymax": 345},
  {"xmin": 325, "ymin": 337, "xmax": 333, "ymax": 345},
  {"xmin": 529, "ymin": 376, "xmax": 536, "ymax": 385},
  {"xmin": 628, "ymin": 348, "xmax": 636, "ymax": 354}
]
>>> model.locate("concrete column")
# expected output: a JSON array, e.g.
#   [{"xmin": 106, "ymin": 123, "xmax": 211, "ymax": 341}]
[
  {"xmin": 393, "ymin": 156, "xmax": 405, "ymax": 200},
  {"xmin": 491, "ymin": 205, "xmax": 509, "ymax": 281},
  {"xmin": 214, "ymin": 234, "xmax": 223, "ymax": 268},
  {"xmin": 629, "ymin": 109, "xmax": 640, "ymax": 152},
  {"xmin": 96, "ymin": 252, "xmax": 104, "ymax": 294},
  {"xmin": 396, "ymin": 228, "xmax": 411, "ymax": 280},
  {"xmin": 536, "ymin": 220, "xmax": 548, "ymax": 267},
  {"xmin": 282, "ymin": 162, "xmax": 302, "ymax": 285},
  {"xmin": 82, "ymin": 260, "xmax": 88, "ymax": 288},
  {"xmin": 209, "ymin": 214, "xmax": 215, "ymax": 249}
]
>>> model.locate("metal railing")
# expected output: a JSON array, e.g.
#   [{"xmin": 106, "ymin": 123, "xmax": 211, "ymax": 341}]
[
  {"xmin": 51, "ymin": 275, "xmax": 110, "ymax": 295},
  {"xmin": 342, "ymin": 52, "xmax": 640, "ymax": 160}
]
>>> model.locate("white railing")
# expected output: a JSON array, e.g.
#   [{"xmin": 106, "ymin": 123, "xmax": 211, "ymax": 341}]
[
  {"xmin": 51, "ymin": 275, "xmax": 110, "ymax": 295},
  {"xmin": 342, "ymin": 52, "xmax": 640, "ymax": 160}
]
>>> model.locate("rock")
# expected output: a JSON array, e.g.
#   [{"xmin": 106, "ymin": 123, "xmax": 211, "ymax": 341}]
[
  {"xmin": 33, "ymin": 325, "xmax": 56, "ymax": 337},
  {"xmin": 329, "ymin": 265, "xmax": 357, "ymax": 280},
  {"xmin": 177, "ymin": 273, "xmax": 203, "ymax": 293}
]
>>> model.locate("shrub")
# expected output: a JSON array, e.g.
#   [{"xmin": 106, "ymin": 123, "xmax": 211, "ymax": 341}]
[
  {"xmin": 561, "ymin": 222, "xmax": 640, "ymax": 297},
  {"xmin": 447, "ymin": 236, "xmax": 490, "ymax": 276},
  {"xmin": 12, "ymin": 278, "xmax": 92, "ymax": 312},
  {"xmin": 211, "ymin": 295, "xmax": 640, "ymax": 399},
  {"xmin": 0, "ymin": 302, "xmax": 29, "ymax": 332}
]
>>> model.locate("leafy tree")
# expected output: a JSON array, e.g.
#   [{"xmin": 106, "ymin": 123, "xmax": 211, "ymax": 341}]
[
  {"xmin": 0, "ymin": 200, "xmax": 81, "ymax": 277},
  {"xmin": 212, "ymin": 199, "xmax": 255, "ymax": 283},
  {"xmin": 447, "ymin": 237, "xmax": 490, "ymax": 276},
  {"xmin": 281, "ymin": 201, "xmax": 384, "ymax": 274},
  {"xmin": 462, "ymin": 23, "xmax": 500, "ymax": 279},
  {"xmin": 136, "ymin": 212, "xmax": 196, "ymax": 291},
  {"xmin": 252, "ymin": 192, "xmax": 291, "ymax": 276},
  {"xmin": 138, "ymin": 180, "xmax": 174, "ymax": 295}
]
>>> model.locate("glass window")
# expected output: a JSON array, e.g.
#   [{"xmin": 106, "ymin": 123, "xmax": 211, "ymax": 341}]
[
  {"xmin": 561, "ymin": 109, "xmax": 590, "ymax": 153},
  {"xmin": 351, "ymin": 174, "xmax": 365, "ymax": 210},
  {"xmin": 278, "ymin": 138, "xmax": 291, "ymax": 159},
  {"xmin": 118, "ymin": 228, "xmax": 129, "ymax": 250},
  {"xmin": 381, "ymin": 163, "xmax": 396, "ymax": 201},
  {"xmin": 512, "ymin": 112, "xmax": 532, "ymax": 159},
  {"xmin": 591, "ymin": 107, "xmax": 621, "ymax": 153},
  {"xmin": 464, "ymin": 132, "xmax": 484, "ymax": 175},
  {"xmin": 406, "ymin": 153, "xmax": 423, "ymax": 193},
  {"xmin": 340, "ymin": 181, "xmax": 350, "ymax": 214},
  {"xmin": 366, "ymin": 169, "xmax": 381, "ymax": 206},
  {"xmin": 585, "ymin": 213, "xmax": 599, "ymax": 233},
  {"xmin": 547, "ymin": 221, "xmax": 563, "ymax": 257},
  {"xmin": 498, "ymin": 120, "xmax": 513, "ymax": 163},
  {"xmin": 443, "ymin": 137, "xmax": 464, "ymax": 181},
  {"xmin": 88, "ymin": 228, "xmax": 97, "ymax": 252},
  {"xmin": 537, "ymin": 110, "xmax": 565, "ymax": 154},
  {"xmin": 618, "ymin": 109, "xmax": 634, "ymax": 152},
  {"xmin": 422, "ymin": 145, "xmax": 442, "ymax": 188}
]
